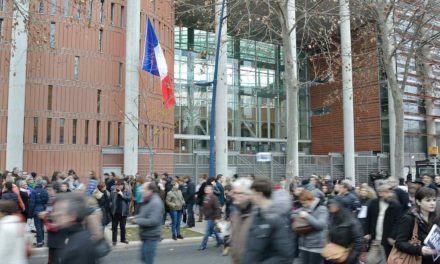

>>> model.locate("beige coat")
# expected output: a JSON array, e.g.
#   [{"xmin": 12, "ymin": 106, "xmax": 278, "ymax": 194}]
[
  {"xmin": 166, "ymin": 190, "xmax": 185, "ymax": 210},
  {"xmin": 230, "ymin": 204, "xmax": 254, "ymax": 264}
]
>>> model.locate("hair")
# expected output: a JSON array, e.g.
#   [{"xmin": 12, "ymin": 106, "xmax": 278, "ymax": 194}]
[
  {"xmin": 56, "ymin": 193, "xmax": 88, "ymax": 223},
  {"xmin": 232, "ymin": 177, "xmax": 253, "ymax": 194},
  {"xmin": 51, "ymin": 171, "xmax": 61, "ymax": 183},
  {"xmin": 200, "ymin": 174, "xmax": 208, "ymax": 181},
  {"xmin": 359, "ymin": 184, "xmax": 377, "ymax": 199},
  {"xmin": 298, "ymin": 190, "xmax": 315, "ymax": 202},
  {"xmin": 251, "ymin": 177, "xmax": 273, "ymax": 199},
  {"xmin": 110, "ymin": 172, "xmax": 116, "ymax": 177},
  {"xmin": 136, "ymin": 176, "xmax": 145, "ymax": 185},
  {"xmin": 163, "ymin": 172, "xmax": 169, "ymax": 177},
  {"xmin": 415, "ymin": 187, "xmax": 438, "ymax": 227},
  {"xmin": 116, "ymin": 179, "xmax": 125, "ymax": 186},
  {"xmin": 4, "ymin": 181, "xmax": 13, "ymax": 191},
  {"xmin": 340, "ymin": 180, "xmax": 353, "ymax": 191},
  {"xmin": 0, "ymin": 200, "xmax": 19, "ymax": 215},
  {"xmin": 216, "ymin": 174, "xmax": 223, "ymax": 181},
  {"xmin": 18, "ymin": 180, "xmax": 27, "ymax": 188},
  {"xmin": 97, "ymin": 182, "xmax": 106, "ymax": 190},
  {"xmin": 145, "ymin": 181, "xmax": 159, "ymax": 193}
]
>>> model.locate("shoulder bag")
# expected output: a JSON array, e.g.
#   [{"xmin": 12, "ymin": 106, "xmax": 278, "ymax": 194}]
[
  {"xmin": 387, "ymin": 219, "xmax": 422, "ymax": 264},
  {"xmin": 321, "ymin": 242, "xmax": 351, "ymax": 263}
]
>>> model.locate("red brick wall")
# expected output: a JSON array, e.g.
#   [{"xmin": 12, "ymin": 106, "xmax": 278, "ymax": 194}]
[{"xmin": 310, "ymin": 32, "xmax": 382, "ymax": 155}]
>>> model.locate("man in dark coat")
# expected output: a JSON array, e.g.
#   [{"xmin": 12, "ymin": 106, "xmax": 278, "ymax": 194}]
[
  {"xmin": 181, "ymin": 176, "xmax": 196, "ymax": 228},
  {"xmin": 52, "ymin": 193, "xmax": 97, "ymax": 264},
  {"xmin": 110, "ymin": 179, "xmax": 131, "ymax": 245},
  {"xmin": 29, "ymin": 178, "xmax": 49, "ymax": 247},
  {"xmin": 365, "ymin": 181, "xmax": 402, "ymax": 262}
]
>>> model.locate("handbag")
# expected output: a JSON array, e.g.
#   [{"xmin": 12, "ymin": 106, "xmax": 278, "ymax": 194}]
[
  {"xmin": 321, "ymin": 242, "xmax": 350, "ymax": 263},
  {"xmin": 292, "ymin": 216, "xmax": 313, "ymax": 234},
  {"xmin": 94, "ymin": 237, "xmax": 112, "ymax": 258},
  {"xmin": 387, "ymin": 219, "xmax": 422, "ymax": 264}
]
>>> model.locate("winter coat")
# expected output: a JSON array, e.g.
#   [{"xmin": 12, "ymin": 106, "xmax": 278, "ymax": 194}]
[
  {"xmin": 203, "ymin": 194, "xmax": 222, "ymax": 220},
  {"xmin": 55, "ymin": 224, "xmax": 97, "ymax": 264},
  {"xmin": 395, "ymin": 211, "xmax": 438, "ymax": 264},
  {"xmin": 166, "ymin": 190, "xmax": 185, "ymax": 210},
  {"xmin": 0, "ymin": 215, "xmax": 27, "ymax": 264},
  {"xmin": 230, "ymin": 202, "xmax": 254, "ymax": 264},
  {"xmin": 93, "ymin": 189, "xmax": 112, "ymax": 226},
  {"xmin": 181, "ymin": 180, "xmax": 196, "ymax": 204},
  {"xmin": 134, "ymin": 193, "xmax": 164, "ymax": 241},
  {"xmin": 216, "ymin": 182, "xmax": 225, "ymax": 206},
  {"xmin": 327, "ymin": 210, "xmax": 364, "ymax": 264},
  {"xmin": 135, "ymin": 184, "xmax": 143, "ymax": 204},
  {"xmin": 110, "ymin": 189, "xmax": 131, "ymax": 217},
  {"xmin": 86, "ymin": 179, "xmax": 97, "ymax": 196},
  {"xmin": 196, "ymin": 181, "xmax": 208, "ymax": 205},
  {"xmin": 365, "ymin": 198, "xmax": 402, "ymax": 255},
  {"xmin": 29, "ymin": 185, "xmax": 49, "ymax": 216},
  {"xmin": 293, "ymin": 198, "xmax": 329, "ymax": 250},
  {"xmin": 340, "ymin": 191, "xmax": 362, "ymax": 214},
  {"xmin": 19, "ymin": 189, "xmax": 29, "ymax": 218},
  {"xmin": 240, "ymin": 190, "xmax": 294, "ymax": 264},
  {"xmin": 1, "ymin": 190, "xmax": 20, "ymax": 206},
  {"xmin": 394, "ymin": 187, "xmax": 410, "ymax": 212}
]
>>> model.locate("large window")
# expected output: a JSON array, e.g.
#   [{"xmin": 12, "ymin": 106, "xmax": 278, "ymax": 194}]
[
  {"xmin": 74, "ymin": 56, "xmax": 80, "ymax": 80},
  {"xmin": 87, "ymin": 0, "xmax": 93, "ymax": 21},
  {"xmin": 46, "ymin": 118, "xmax": 52, "ymax": 144},
  {"xmin": 96, "ymin": 121, "xmax": 101, "ymax": 145},
  {"xmin": 64, "ymin": 0, "xmax": 68, "ymax": 17},
  {"xmin": 117, "ymin": 122, "xmax": 121, "ymax": 146},
  {"xmin": 120, "ymin": 6, "xmax": 124, "ymax": 27},
  {"xmin": 85, "ymin": 120, "xmax": 89, "ymax": 144},
  {"xmin": 99, "ymin": 0, "xmax": 104, "ymax": 23},
  {"xmin": 50, "ymin": 22, "xmax": 56, "ymax": 48},
  {"xmin": 0, "ymin": 0, "xmax": 4, "ymax": 11},
  {"xmin": 33, "ymin": 117, "xmax": 39, "ymax": 144},
  {"xmin": 59, "ymin": 118, "xmax": 65, "ymax": 144},
  {"xmin": 107, "ymin": 122, "xmax": 111, "ymax": 145},
  {"xmin": 39, "ymin": 0, "xmax": 44, "ymax": 14},
  {"xmin": 76, "ymin": 0, "xmax": 80, "ymax": 19},
  {"xmin": 110, "ymin": 3, "xmax": 115, "ymax": 24},
  {"xmin": 51, "ymin": 0, "xmax": 56, "ymax": 15},
  {"xmin": 98, "ymin": 30, "xmax": 103, "ymax": 52},
  {"xmin": 48, "ymin": 85, "xmax": 53, "ymax": 110},
  {"xmin": 72, "ymin": 119, "xmax": 77, "ymax": 144},
  {"xmin": 0, "ymin": 19, "xmax": 3, "ymax": 41}
]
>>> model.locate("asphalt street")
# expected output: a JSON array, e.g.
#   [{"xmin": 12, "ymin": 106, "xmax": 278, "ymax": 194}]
[{"xmin": 29, "ymin": 240, "xmax": 232, "ymax": 264}]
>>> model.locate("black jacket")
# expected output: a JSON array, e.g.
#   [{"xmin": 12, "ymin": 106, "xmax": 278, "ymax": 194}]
[
  {"xmin": 240, "ymin": 203, "xmax": 294, "ymax": 264},
  {"xmin": 55, "ymin": 224, "xmax": 97, "ymax": 264},
  {"xmin": 182, "ymin": 180, "xmax": 196, "ymax": 204},
  {"xmin": 394, "ymin": 187, "xmax": 410, "ymax": 212},
  {"xmin": 196, "ymin": 182, "xmax": 208, "ymax": 205},
  {"xmin": 365, "ymin": 199, "xmax": 402, "ymax": 255},
  {"xmin": 395, "ymin": 212, "xmax": 439, "ymax": 264},
  {"xmin": 1, "ymin": 190, "xmax": 19, "ymax": 206},
  {"xmin": 328, "ymin": 211, "xmax": 364, "ymax": 264}
]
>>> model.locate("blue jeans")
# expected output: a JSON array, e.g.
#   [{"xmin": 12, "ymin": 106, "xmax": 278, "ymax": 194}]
[
  {"xmin": 186, "ymin": 202, "xmax": 195, "ymax": 227},
  {"xmin": 141, "ymin": 239, "xmax": 159, "ymax": 264},
  {"xmin": 201, "ymin": 220, "xmax": 222, "ymax": 248},
  {"xmin": 34, "ymin": 213, "xmax": 44, "ymax": 244},
  {"xmin": 170, "ymin": 210, "xmax": 182, "ymax": 237}
]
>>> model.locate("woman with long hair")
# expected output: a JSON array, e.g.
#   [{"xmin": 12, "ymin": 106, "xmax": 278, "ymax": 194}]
[
  {"xmin": 358, "ymin": 184, "xmax": 377, "ymax": 233},
  {"xmin": 394, "ymin": 187, "xmax": 438, "ymax": 264},
  {"xmin": 325, "ymin": 196, "xmax": 364, "ymax": 264}
]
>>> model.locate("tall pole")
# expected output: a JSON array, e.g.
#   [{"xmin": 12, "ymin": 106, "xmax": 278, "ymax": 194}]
[
  {"xmin": 124, "ymin": 0, "xmax": 141, "ymax": 176},
  {"xmin": 287, "ymin": 0, "xmax": 299, "ymax": 178},
  {"xmin": 6, "ymin": 0, "xmax": 29, "ymax": 170},
  {"xmin": 339, "ymin": 0, "xmax": 356, "ymax": 185},
  {"xmin": 208, "ymin": 0, "xmax": 227, "ymax": 177}
]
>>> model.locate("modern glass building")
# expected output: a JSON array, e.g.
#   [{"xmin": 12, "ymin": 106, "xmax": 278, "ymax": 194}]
[{"xmin": 173, "ymin": 27, "xmax": 311, "ymax": 154}]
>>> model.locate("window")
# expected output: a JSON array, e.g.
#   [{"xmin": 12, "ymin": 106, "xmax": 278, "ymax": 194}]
[
  {"xmin": 64, "ymin": 0, "xmax": 68, "ymax": 17},
  {"xmin": 87, "ymin": 0, "xmax": 93, "ymax": 21},
  {"xmin": 85, "ymin": 120, "xmax": 89, "ymax": 144},
  {"xmin": 74, "ymin": 56, "xmax": 80, "ymax": 80},
  {"xmin": 97, "ymin": 89, "xmax": 101, "ymax": 113},
  {"xmin": 0, "ymin": 0, "xmax": 4, "ymax": 11},
  {"xmin": 48, "ymin": 85, "xmax": 53, "ymax": 110},
  {"xmin": 107, "ymin": 122, "xmax": 111, "ymax": 145},
  {"xmin": 33, "ymin": 117, "xmax": 38, "ymax": 144},
  {"xmin": 72, "ymin": 119, "xmax": 77, "ymax": 144},
  {"xmin": 0, "ymin": 19, "xmax": 3, "ymax": 41},
  {"xmin": 117, "ymin": 122, "xmax": 121, "ymax": 146},
  {"xmin": 120, "ymin": 6, "xmax": 124, "ymax": 27},
  {"xmin": 76, "ymin": 0, "xmax": 80, "ymax": 19},
  {"xmin": 46, "ymin": 118, "xmax": 52, "ymax": 144},
  {"xmin": 49, "ymin": 22, "xmax": 56, "ymax": 48},
  {"xmin": 39, "ymin": 0, "xmax": 44, "ymax": 14},
  {"xmin": 99, "ymin": 0, "xmax": 104, "ymax": 23},
  {"xmin": 110, "ymin": 3, "xmax": 115, "ymax": 24},
  {"xmin": 96, "ymin": 121, "xmax": 100, "ymax": 145},
  {"xmin": 119, "ymin": 62, "xmax": 123, "ymax": 85},
  {"xmin": 59, "ymin": 118, "xmax": 65, "ymax": 144},
  {"xmin": 311, "ymin": 107, "xmax": 332, "ymax": 116},
  {"xmin": 98, "ymin": 30, "xmax": 103, "ymax": 52},
  {"xmin": 51, "ymin": 0, "xmax": 56, "ymax": 15}
]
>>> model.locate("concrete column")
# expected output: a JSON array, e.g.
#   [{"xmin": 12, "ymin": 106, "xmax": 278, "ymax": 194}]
[
  {"xmin": 123, "ymin": 0, "xmax": 140, "ymax": 176},
  {"xmin": 233, "ymin": 39, "xmax": 241, "ymax": 152},
  {"xmin": 6, "ymin": 0, "xmax": 29, "ymax": 170},
  {"xmin": 215, "ymin": 0, "xmax": 228, "ymax": 176},
  {"xmin": 339, "ymin": 0, "xmax": 356, "ymax": 185},
  {"xmin": 186, "ymin": 28, "xmax": 195, "ymax": 153}
]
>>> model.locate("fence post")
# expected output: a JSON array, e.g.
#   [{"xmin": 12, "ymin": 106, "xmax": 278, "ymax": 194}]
[
  {"xmin": 195, "ymin": 153, "xmax": 199, "ymax": 185},
  {"xmin": 270, "ymin": 158, "xmax": 274, "ymax": 180}
]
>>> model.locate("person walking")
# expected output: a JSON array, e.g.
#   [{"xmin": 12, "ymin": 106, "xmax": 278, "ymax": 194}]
[
  {"xmin": 394, "ymin": 187, "xmax": 439, "ymax": 264},
  {"xmin": 110, "ymin": 179, "xmax": 131, "ymax": 246},
  {"xmin": 293, "ymin": 190, "xmax": 329, "ymax": 264},
  {"xmin": 129, "ymin": 182, "xmax": 164, "ymax": 264},
  {"xmin": 166, "ymin": 181, "xmax": 185, "ymax": 240},
  {"xmin": 29, "ymin": 178, "xmax": 49, "ymax": 247},
  {"xmin": 215, "ymin": 174, "xmax": 226, "ymax": 207},
  {"xmin": 198, "ymin": 185, "xmax": 223, "ymax": 250},
  {"xmin": 240, "ymin": 177, "xmax": 294, "ymax": 264},
  {"xmin": 181, "ymin": 176, "xmax": 196, "ymax": 228},
  {"xmin": 0, "ymin": 200, "xmax": 27, "ymax": 264},
  {"xmin": 325, "ymin": 196, "xmax": 364, "ymax": 264}
]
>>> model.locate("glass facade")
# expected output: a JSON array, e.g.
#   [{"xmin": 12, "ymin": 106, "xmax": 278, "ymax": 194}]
[{"xmin": 174, "ymin": 27, "xmax": 311, "ymax": 154}]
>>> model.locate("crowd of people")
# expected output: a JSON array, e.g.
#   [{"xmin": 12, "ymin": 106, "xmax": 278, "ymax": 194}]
[{"xmin": 2, "ymin": 167, "xmax": 440, "ymax": 264}]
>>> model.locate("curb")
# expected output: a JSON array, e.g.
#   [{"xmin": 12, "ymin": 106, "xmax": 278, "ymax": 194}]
[{"xmin": 31, "ymin": 236, "xmax": 204, "ymax": 257}]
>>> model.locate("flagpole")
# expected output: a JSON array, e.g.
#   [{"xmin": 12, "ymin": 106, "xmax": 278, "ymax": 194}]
[{"xmin": 209, "ymin": 0, "xmax": 227, "ymax": 178}]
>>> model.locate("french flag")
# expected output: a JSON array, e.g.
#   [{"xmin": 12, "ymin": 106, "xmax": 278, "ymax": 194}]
[{"xmin": 142, "ymin": 17, "xmax": 175, "ymax": 109}]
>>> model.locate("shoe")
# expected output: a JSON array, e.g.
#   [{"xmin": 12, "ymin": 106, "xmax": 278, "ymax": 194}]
[
  {"xmin": 185, "ymin": 225, "xmax": 194, "ymax": 228},
  {"xmin": 222, "ymin": 247, "xmax": 230, "ymax": 256},
  {"xmin": 197, "ymin": 220, "xmax": 203, "ymax": 223},
  {"xmin": 198, "ymin": 246, "xmax": 206, "ymax": 251},
  {"xmin": 31, "ymin": 230, "xmax": 36, "ymax": 233},
  {"xmin": 215, "ymin": 242, "xmax": 223, "ymax": 247},
  {"xmin": 36, "ymin": 242, "xmax": 44, "ymax": 248},
  {"xmin": 121, "ymin": 240, "xmax": 129, "ymax": 244},
  {"xmin": 172, "ymin": 235, "xmax": 177, "ymax": 240},
  {"xmin": 112, "ymin": 242, "xmax": 117, "ymax": 246},
  {"xmin": 177, "ymin": 235, "xmax": 184, "ymax": 239}
]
